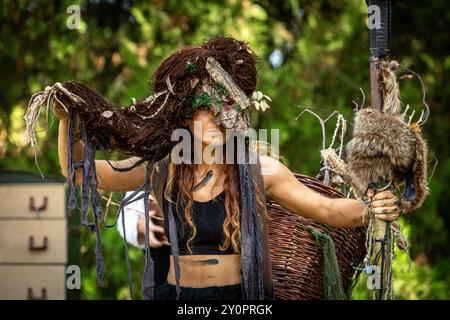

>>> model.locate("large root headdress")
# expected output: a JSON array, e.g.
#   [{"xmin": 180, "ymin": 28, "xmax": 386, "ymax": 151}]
[{"xmin": 25, "ymin": 35, "xmax": 272, "ymax": 300}]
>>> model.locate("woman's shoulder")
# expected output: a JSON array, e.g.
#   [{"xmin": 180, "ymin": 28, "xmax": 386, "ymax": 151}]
[
  {"xmin": 258, "ymin": 154, "xmax": 283, "ymax": 175},
  {"xmin": 259, "ymin": 154, "xmax": 298, "ymax": 192}
]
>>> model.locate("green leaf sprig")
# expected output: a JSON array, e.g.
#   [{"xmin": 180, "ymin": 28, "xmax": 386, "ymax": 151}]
[{"xmin": 192, "ymin": 92, "xmax": 221, "ymax": 109}]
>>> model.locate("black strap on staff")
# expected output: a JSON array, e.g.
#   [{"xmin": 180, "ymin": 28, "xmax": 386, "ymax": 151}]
[{"xmin": 367, "ymin": 0, "xmax": 391, "ymax": 111}]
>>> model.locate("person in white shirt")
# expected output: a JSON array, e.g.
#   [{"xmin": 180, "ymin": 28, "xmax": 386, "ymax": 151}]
[
  {"xmin": 117, "ymin": 191, "xmax": 169, "ymax": 249},
  {"xmin": 117, "ymin": 191, "xmax": 171, "ymax": 289}
]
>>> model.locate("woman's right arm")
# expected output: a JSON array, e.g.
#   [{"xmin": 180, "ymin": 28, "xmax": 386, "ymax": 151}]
[{"xmin": 57, "ymin": 116, "xmax": 145, "ymax": 192}]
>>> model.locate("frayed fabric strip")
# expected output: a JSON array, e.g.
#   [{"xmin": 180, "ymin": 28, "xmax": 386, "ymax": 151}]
[
  {"xmin": 238, "ymin": 144, "xmax": 264, "ymax": 300},
  {"xmin": 142, "ymin": 159, "xmax": 156, "ymax": 300},
  {"xmin": 167, "ymin": 200, "xmax": 182, "ymax": 300}
]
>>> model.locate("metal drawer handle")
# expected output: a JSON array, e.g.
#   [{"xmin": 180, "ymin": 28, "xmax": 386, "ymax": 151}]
[
  {"xmin": 28, "ymin": 236, "xmax": 48, "ymax": 251},
  {"xmin": 29, "ymin": 196, "xmax": 48, "ymax": 212},
  {"xmin": 27, "ymin": 288, "xmax": 47, "ymax": 300}
]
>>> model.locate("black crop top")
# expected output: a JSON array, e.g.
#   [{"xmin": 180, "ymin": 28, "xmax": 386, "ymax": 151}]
[{"xmin": 163, "ymin": 188, "xmax": 235, "ymax": 255}]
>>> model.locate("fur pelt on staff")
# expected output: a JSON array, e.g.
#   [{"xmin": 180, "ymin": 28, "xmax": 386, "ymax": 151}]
[{"xmin": 345, "ymin": 62, "xmax": 429, "ymax": 211}]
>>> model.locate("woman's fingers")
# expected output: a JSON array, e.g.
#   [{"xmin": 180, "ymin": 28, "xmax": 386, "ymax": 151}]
[
  {"xmin": 371, "ymin": 205, "xmax": 400, "ymax": 221},
  {"xmin": 159, "ymin": 232, "xmax": 170, "ymax": 245},
  {"xmin": 150, "ymin": 223, "xmax": 165, "ymax": 234},
  {"xmin": 140, "ymin": 215, "xmax": 168, "ymax": 248},
  {"xmin": 374, "ymin": 213, "xmax": 399, "ymax": 221},
  {"xmin": 148, "ymin": 209, "xmax": 158, "ymax": 217},
  {"xmin": 372, "ymin": 190, "xmax": 396, "ymax": 201},
  {"xmin": 371, "ymin": 197, "xmax": 399, "ymax": 208},
  {"xmin": 371, "ymin": 205, "xmax": 400, "ymax": 215},
  {"xmin": 365, "ymin": 189, "xmax": 403, "ymax": 221},
  {"xmin": 149, "ymin": 232, "xmax": 170, "ymax": 248},
  {"xmin": 375, "ymin": 213, "xmax": 398, "ymax": 220},
  {"xmin": 149, "ymin": 233, "xmax": 163, "ymax": 248},
  {"xmin": 52, "ymin": 100, "xmax": 69, "ymax": 119}
]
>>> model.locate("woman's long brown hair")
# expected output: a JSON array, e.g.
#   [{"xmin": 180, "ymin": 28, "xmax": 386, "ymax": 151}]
[
  {"xmin": 164, "ymin": 137, "xmax": 267, "ymax": 255},
  {"xmin": 166, "ymin": 161, "xmax": 241, "ymax": 254}
]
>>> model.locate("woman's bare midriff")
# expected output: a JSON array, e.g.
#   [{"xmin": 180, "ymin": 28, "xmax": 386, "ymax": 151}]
[{"xmin": 167, "ymin": 254, "xmax": 241, "ymax": 288}]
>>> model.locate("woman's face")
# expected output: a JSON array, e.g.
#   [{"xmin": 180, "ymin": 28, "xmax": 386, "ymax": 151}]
[
  {"xmin": 187, "ymin": 108, "xmax": 225, "ymax": 147},
  {"xmin": 186, "ymin": 97, "xmax": 237, "ymax": 147}
]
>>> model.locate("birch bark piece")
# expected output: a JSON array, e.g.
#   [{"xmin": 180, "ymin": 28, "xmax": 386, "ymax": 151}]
[{"xmin": 205, "ymin": 56, "xmax": 250, "ymax": 110}]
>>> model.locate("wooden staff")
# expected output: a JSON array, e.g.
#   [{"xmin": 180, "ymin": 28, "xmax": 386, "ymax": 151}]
[{"xmin": 367, "ymin": 0, "xmax": 392, "ymax": 300}]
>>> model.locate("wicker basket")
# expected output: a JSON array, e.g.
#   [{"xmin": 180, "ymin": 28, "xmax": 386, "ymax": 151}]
[{"xmin": 266, "ymin": 173, "xmax": 367, "ymax": 300}]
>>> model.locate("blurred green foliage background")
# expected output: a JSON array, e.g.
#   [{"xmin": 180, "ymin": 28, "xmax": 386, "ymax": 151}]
[{"xmin": 0, "ymin": 0, "xmax": 448, "ymax": 299}]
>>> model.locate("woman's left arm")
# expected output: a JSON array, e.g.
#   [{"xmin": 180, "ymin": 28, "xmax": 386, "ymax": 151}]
[{"xmin": 260, "ymin": 156, "xmax": 400, "ymax": 228}]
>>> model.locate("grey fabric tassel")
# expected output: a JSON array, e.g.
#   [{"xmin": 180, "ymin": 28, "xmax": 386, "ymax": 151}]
[
  {"xmin": 167, "ymin": 200, "xmax": 182, "ymax": 300},
  {"xmin": 120, "ymin": 203, "xmax": 134, "ymax": 297},
  {"xmin": 66, "ymin": 109, "xmax": 78, "ymax": 211},
  {"xmin": 67, "ymin": 114, "xmax": 105, "ymax": 286},
  {"xmin": 142, "ymin": 159, "xmax": 156, "ymax": 300},
  {"xmin": 66, "ymin": 113, "xmax": 161, "ymax": 293},
  {"xmin": 113, "ymin": 158, "xmax": 156, "ymax": 300},
  {"xmin": 93, "ymin": 215, "xmax": 105, "ymax": 287},
  {"xmin": 77, "ymin": 122, "xmax": 105, "ymax": 286},
  {"xmin": 79, "ymin": 124, "xmax": 93, "ymax": 227},
  {"xmin": 116, "ymin": 185, "xmax": 147, "ymax": 299},
  {"xmin": 238, "ymin": 148, "xmax": 264, "ymax": 300}
]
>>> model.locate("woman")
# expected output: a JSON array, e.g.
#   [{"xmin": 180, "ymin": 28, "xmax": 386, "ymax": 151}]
[{"xmin": 38, "ymin": 36, "xmax": 401, "ymax": 300}]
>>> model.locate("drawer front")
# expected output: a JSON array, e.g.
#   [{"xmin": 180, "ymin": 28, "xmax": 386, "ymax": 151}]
[
  {"xmin": 0, "ymin": 220, "xmax": 67, "ymax": 263},
  {"xmin": 0, "ymin": 265, "xmax": 66, "ymax": 300},
  {"xmin": 0, "ymin": 184, "xmax": 66, "ymax": 218}
]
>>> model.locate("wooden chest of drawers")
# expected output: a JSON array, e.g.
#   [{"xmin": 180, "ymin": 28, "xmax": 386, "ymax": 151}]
[{"xmin": 0, "ymin": 170, "xmax": 79, "ymax": 300}]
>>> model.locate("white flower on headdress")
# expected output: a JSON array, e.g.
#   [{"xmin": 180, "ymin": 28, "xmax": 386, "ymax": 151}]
[{"xmin": 251, "ymin": 91, "xmax": 271, "ymax": 112}]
